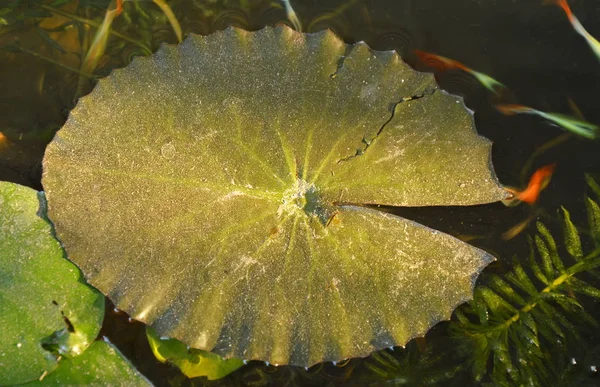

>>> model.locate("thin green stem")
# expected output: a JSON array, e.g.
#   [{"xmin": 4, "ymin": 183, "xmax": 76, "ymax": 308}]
[
  {"xmin": 12, "ymin": 44, "xmax": 97, "ymax": 78},
  {"xmin": 40, "ymin": 4, "xmax": 152, "ymax": 55}
]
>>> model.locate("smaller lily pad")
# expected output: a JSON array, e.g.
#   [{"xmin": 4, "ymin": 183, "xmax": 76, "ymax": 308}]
[
  {"xmin": 22, "ymin": 339, "xmax": 152, "ymax": 386},
  {"xmin": 0, "ymin": 182, "xmax": 105, "ymax": 385},
  {"xmin": 147, "ymin": 326, "xmax": 244, "ymax": 380}
]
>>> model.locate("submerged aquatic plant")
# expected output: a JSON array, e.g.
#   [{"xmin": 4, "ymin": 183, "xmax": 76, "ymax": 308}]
[
  {"xmin": 451, "ymin": 180, "xmax": 600, "ymax": 385},
  {"xmin": 42, "ymin": 26, "xmax": 509, "ymax": 367}
]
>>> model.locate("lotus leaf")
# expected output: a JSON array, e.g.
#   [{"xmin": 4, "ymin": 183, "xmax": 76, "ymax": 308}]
[
  {"xmin": 42, "ymin": 26, "xmax": 509, "ymax": 366},
  {"xmin": 0, "ymin": 182, "xmax": 105, "ymax": 385}
]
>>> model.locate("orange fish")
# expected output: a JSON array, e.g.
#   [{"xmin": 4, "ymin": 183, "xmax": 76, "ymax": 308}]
[
  {"xmin": 496, "ymin": 103, "xmax": 599, "ymax": 139},
  {"xmin": 506, "ymin": 163, "xmax": 557, "ymax": 205},
  {"xmin": 496, "ymin": 104, "xmax": 533, "ymax": 116},
  {"xmin": 0, "ymin": 132, "xmax": 12, "ymax": 151},
  {"xmin": 545, "ymin": 0, "xmax": 600, "ymax": 62},
  {"xmin": 415, "ymin": 50, "xmax": 505, "ymax": 94}
]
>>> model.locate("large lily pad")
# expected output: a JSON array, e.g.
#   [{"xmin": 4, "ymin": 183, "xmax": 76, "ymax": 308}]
[
  {"xmin": 0, "ymin": 182, "xmax": 105, "ymax": 385},
  {"xmin": 42, "ymin": 26, "xmax": 509, "ymax": 366}
]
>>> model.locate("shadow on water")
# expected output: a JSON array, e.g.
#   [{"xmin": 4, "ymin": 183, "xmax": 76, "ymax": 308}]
[{"xmin": 2, "ymin": 0, "xmax": 600, "ymax": 385}]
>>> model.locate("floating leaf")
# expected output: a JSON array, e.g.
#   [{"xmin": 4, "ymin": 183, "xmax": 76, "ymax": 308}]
[
  {"xmin": 147, "ymin": 327, "xmax": 244, "ymax": 380},
  {"xmin": 0, "ymin": 182, "xmax": 105, "ymax": 385},
  {"xmin": 42, "ymin": 26, "xmax": 508, "ymax": 366},
  {"xmin": 22, "ymin": 340, "xmax": 151, "ymax": 386}
]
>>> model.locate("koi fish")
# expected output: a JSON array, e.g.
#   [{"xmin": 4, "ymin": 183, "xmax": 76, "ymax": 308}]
[
  {"xmin": 496, "ymin": 104, "xmax": 599, "ymax": 139},
  {"xmin": 281, "ymin": 0, "xmax": 302, "ymax": 32},
  {"xmin": 415, "ymin": 50, "xmax": 505, "ymax": 94},
  {"xmin": 505, "ymin": 163, "xmax": 557, "ymax": 205},
  {"xmin": 545, "ymin": 0, "xmax": 600, "ymax": 62}
]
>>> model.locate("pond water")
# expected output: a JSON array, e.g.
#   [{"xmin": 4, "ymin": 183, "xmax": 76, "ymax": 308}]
[{"xmin": 1, "ymin": 0, "xmax": 599, "ymax": 385}]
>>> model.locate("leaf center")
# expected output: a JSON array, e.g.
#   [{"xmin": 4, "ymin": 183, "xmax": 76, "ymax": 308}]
[{"xmin": 278, "ymin": 179, "xmax": 333, "ymax": 225}]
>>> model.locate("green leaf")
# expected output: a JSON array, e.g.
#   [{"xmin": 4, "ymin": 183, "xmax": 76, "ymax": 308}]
[
  {"xmin": 537, "ymin": 301, "xmax": 575, "ymax": 337},
  {"xmin": 519, "ymin": 313, "xmax": 540, "ymax": 348},
  {"xmin": 22, "ymin": 340, "xmax": 151, "ymax": 386},
  {"xmin": 527, "ymin": 238, "xmax": 549, "ymax": 285},
  {"xmin": 561, "ymin": 207, "xmax": 583, "ymax": 260},
  {"xmin": 585, "ymin": 174, "xmax": 600, "ymax": 200},
  {"xmin": 35, "ymin": 26, "xmax": 67, "ymax": 54},
  {"xmin": 42, "ymin": 26, "xmax": 509, "ymax": 366},
  {"xmin": 488, "ymin": 275, "xmax": 526, "ymax": 307},
  {"xmin": 0, "ymin": 8, "xmax": 11, "ymax": 26},
  {"xmin": 146, "ymin": 327, "xmax": 243, "ymax": 380},
  {"xmin": 585, "ymin": 196, "xmax": 600, "ymax": 247},
  {"xmin": 531, "ymin": 307, "xmax": 564, "ymax": 342},
  {"xmin": 50, "ymin": 0, "xmax": 74, "ymax": 6},
  {"xmin": 535, "ymin": 233, "xmax": 555, "ymax": 280},
  {"xmin": 478, "ymin": 286, "xmax": 517, "ymax": 319},
  {"xmin": 454, "ymin": 309, "xmax": 470, "ymax": 324},
  {"xmin": 567, "ymin": 255, "xmax": 600, "ymax": 275},
  {"xmin": 471, "ymin": 334, "xmax": 491, "ymax": 380},
  {"xmin": 569, "ymin": 276, "xmax": 600, "ymax": 299},
  {"xmin": 0, "ymin": 182, "xmax": 105, "ymax": 385},
  {"xmin": 504, "ymin": 261, "xmax": 538, "ymax": 296},
  {"xmin": 536, "ymin": 222, "xmax": 564, "ymax": 272}
]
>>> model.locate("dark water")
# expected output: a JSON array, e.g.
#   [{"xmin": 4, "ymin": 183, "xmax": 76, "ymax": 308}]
[{"xmin": 1, "ymin": 0, "xmax": 600, "ymax": 385}]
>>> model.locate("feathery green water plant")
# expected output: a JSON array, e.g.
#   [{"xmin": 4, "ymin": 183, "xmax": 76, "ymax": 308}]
[
  {"xmin": 356, "ymin": 341, "xmax": 462, "ymax": 385},
  {"xmin": 451, "ymin": 177, "xmax": 600, "ymax": 386}
]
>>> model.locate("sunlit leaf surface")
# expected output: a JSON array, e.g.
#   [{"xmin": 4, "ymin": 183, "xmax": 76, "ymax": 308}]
[
  {"xmin": 22, "ymin": 340, "xmax": 151, "ymax": 386},
  {"xmin": 147, "ymin": 326, "xmax": 244, "ymax": 380},
  {"xmin": 43, "ymin": 26, "xmax": 509, "ymax": 366},
  {"xmin": 0, "ymin": 182, "xmax": 105, "ymax": 385}
]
